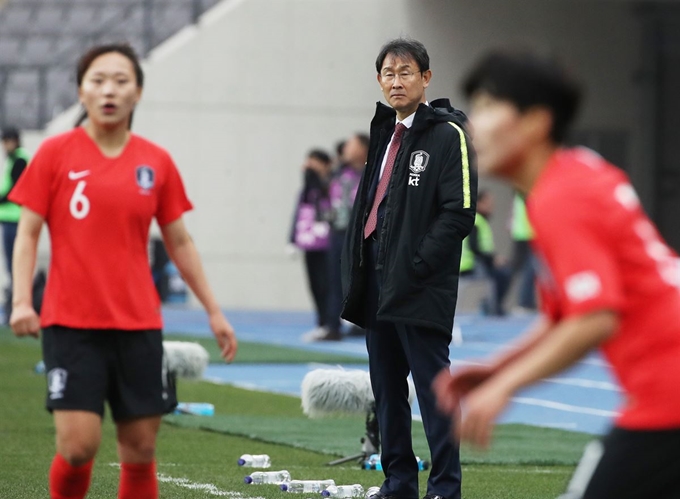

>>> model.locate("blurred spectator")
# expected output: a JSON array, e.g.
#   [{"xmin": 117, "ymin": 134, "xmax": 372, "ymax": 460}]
[
  {"xmin": 290, "ymin": 149, "xmax": 333, "ymax": 339},
  {"xmin": 333, "ymin": 140, "xmax": 346, "ymax": 170},
  {"xmin": 459, "ymin": 189, "xmax": 510, "ymax": 316},
  {"xmin": 509, "ymin": 193, "xmax": 537, "ymax": 312},
  {"xmin": 1, "ymin": 127, "xmax": 29, "ymax": 323},
  {"xmin": 313, "ymin": 133, "xmax": 368, "ymax": 341}
]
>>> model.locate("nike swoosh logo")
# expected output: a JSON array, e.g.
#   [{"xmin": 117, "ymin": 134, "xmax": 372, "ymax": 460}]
[{"xmin": 68, "ymin": 170, "xmax": 91, "ymax": 180}]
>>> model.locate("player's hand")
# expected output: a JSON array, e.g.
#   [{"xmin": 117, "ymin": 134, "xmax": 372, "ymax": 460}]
[
  {"xmin": 209, "ymin": 311, "xmax": 238, "ymax": 362},
  {"xmin": 10, "ymin": 303, "xmax": 40, "ymax": 338},
  {"xmin": 456, "ymin": 379, "xmax": 511, "ymax": 450},
  {"xmin": 433, "ymin": 363, "xmax": 496, "ymax": 417}
]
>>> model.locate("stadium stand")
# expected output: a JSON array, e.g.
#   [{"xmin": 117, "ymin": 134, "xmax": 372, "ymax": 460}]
[{"xmin": 0, "ymin": 0, "xmax": 221, "ymax": 130}]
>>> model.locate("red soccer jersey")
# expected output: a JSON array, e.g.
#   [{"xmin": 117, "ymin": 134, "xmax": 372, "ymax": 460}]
[
  {"xmin": 10, "ymin": 127, "xmax": 193, "ymax": 330},
  {"xmin": 529, "ymin": 148, "xmax": 680, "ymax": 430}
]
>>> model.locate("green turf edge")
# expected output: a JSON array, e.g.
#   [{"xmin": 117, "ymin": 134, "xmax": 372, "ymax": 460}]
[{"xmin": 0, "ymin": 329, "xmax": 577, "ymax": 498}]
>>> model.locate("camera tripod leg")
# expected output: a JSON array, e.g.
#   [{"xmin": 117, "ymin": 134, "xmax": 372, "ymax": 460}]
[{"xmin": 327, "ymin": 452, "xmax": 366, "ymax": 466}]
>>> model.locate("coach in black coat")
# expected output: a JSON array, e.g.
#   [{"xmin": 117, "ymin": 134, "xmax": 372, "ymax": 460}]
[{"xmin": 341, "ymin": 39, "xmax": 477, "ymax": 499}]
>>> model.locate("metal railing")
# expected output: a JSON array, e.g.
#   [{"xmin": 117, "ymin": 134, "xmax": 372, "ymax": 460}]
[{"xmin": 0, "ymin": 0, "xmax": 211, "ymax": 129}]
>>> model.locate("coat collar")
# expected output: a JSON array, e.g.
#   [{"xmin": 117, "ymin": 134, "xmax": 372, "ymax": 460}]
[{"xmin": 370, "ymin": 98, "xmax": 462, "ymax": 134}]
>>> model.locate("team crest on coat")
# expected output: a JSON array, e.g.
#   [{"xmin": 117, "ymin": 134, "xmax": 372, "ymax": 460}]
[
  {"xmin": 409, "ymin": 150, "xmax": 430, "ymax": 174},
  {"xmin": 136, "ymin": 166, "xmax": 155, "ymax": 192}
]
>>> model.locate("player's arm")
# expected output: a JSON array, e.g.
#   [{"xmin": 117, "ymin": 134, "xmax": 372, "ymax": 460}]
[
  {"xmin": 456, "ymin": 310, "xmax": 617, "ymax": 448},
  {"xmin": 10, "ymin": 207, "xmax": 44, "ymax": 337},
  {"xmin": 434, "ymin": 315, "xmax": 554, "ymax": 416},
  {"xmin": 160, "ymin": 217, "xmax": 238, "ymax": 362}
]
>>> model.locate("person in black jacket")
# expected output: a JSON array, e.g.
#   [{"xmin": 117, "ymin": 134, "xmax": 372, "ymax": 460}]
[{"xmin": 341, "ymin": 39, "xmax": 477, "ymax": 499}]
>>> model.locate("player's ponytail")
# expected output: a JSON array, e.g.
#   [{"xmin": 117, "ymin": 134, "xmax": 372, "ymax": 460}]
[{"xmin": 74, "ymin": 43, "xmax": 144, "ymax": 130}]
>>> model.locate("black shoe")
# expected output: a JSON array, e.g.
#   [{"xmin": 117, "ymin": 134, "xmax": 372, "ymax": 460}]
[
  {"xmin": 314, "ymin": 329, "xmax": 342, "ymax": 341},
  {"xmin": 423, "ymin": 495, "xmax": 448, "ymax": 499}
]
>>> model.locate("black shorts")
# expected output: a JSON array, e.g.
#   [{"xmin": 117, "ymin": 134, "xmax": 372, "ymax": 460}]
[
  {"xmin": 41, "ymin": 325, "xmax": 177, "ymax": 421},
  {"xmin": 560, "ymin": 426, "xmax": 680, "ymax": 499}
]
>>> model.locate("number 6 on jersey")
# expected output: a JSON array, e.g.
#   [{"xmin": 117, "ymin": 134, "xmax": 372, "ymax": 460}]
[{"xmin": 70, "ymin": 180, "xmax": 90, "ymax": 219}]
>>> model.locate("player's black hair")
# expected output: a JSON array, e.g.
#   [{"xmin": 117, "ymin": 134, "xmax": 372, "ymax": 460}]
[
  {"xmin": 462, "ymin": 49, "xmax": 581, "ymax": 143},
  {"xmin": 376, "ymin": 38, "xmax": 430, "ymax": 74},
  {"xmin": 308, "ymin": 149, "xmax": 332, "ymax": 165},
  {"xmin": 74, "ymin": 43, "xmax": 144, "ymax": 129}
]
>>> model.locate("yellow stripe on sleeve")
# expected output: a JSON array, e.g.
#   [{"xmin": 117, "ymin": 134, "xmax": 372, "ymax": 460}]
[{"xmin": 448, "ymin": 122, "xmax": 471, "ymax": 209}]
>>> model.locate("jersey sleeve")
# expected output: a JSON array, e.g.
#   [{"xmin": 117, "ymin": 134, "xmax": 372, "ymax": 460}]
[
  {"xmin": 156, "ymin": 157, "xmax": 193, "ymax": 226},
  {"xmin": 8, "ymin": 141, "xmax": 55, "ymax": 218},
  {"xmin": 531, "ymin": 193, "xmax": 624, "ymax": 320}
]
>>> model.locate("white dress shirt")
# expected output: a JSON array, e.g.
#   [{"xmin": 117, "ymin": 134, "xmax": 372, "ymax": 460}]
[{"xmin": 378, "ymin": 102, "xmax": 428, "ymax": 179}]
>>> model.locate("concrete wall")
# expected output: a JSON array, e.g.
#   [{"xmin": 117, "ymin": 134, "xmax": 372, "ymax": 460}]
[{"xmin": 9, "ymin": 0, "xmax": 642, "ymax": 312}]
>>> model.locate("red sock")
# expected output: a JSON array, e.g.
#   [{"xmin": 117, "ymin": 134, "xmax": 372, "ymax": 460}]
[
  {"xmin": 119, "ymin": 461, "xmax": 158, "ymax": 499},
  {"xmin": 49, "ymin": 453, "xmax": 93, "ymax": 499}
]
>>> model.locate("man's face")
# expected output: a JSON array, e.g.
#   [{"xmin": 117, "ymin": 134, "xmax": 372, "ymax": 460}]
[
  {"xmin": 468, "ymin": 92, "xmax": 528, "ymax": 178},
  {"xmin": 378, "ymin": 54, "xmax": 431, "ymax": 117}
]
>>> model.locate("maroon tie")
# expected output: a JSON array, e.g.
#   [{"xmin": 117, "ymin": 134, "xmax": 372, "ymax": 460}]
[{"xmin": 364, "ymin": 123, "xmax": 407, "ymax": 239}]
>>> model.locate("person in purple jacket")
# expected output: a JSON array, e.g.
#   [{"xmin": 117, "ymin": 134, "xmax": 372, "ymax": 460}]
[
  {"xmin": 290, "ymin": 149, "xmax": 333, "ymax": 339},
  {"xmin": 312, "ymin": 134, "xmax": 369, "ymax": 341}
]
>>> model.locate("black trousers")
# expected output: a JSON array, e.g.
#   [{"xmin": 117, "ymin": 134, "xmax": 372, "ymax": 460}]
[
  {"xmin": 304, "ymin": 250, "xmax": 329, "ymax": 327},
  {"xmin": 365, "ymin": 238, "xmax": 461, "ymax": 499},
  {"xmin": 560, "ymin": 426, "xmax": 680, "ymax": 499}
]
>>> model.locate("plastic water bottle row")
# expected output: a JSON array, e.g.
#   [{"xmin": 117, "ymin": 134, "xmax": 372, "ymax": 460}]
[
  {"xmin": 244, "ymin": 474, "xmax": 365, "ymax": 498},
  {"xmin": 238, "ymin": 453, "xmax": 380, "ymax": 498}
]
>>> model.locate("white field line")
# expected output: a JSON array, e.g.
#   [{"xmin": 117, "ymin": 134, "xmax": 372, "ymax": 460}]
[
  {"xmin": 419, "ymin": 395, "xmax": 615, "ymax": 421},
  {"xmin": 450, "ymin": 359, "xmax": 620, "ymax": 391},
  {"xmin": 157, "ymin": 473, "xmax": 259, "ymax": 497},
  {"xmin": 511, "ymin": 397, "xmax": 619, "ymax": 418},
  {"xmin": 109, "ymin": 464, "xmax": 262, "ymax": 498},
  {"xmin": 454, "ymin": 342, "xmax": 610, "ymax": 368}
]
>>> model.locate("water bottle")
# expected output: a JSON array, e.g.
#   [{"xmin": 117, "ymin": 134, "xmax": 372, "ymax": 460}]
[
  {"xmin": 173, "ymin": 402, "xmax": 215, "ymax": 416},
  {"xmin": 244, "ymin": 470, "xmax": 291, "ymax": 484},
  {"xmin": 363, "ymin": 454, "xmax": 428, "ymax": 472},
  {"xmin": 322, "ymin": 484, "xmax": 364, "ymax": 498},
  {"xmin": 415, "ymin": 456, "xmax": 430, "ymax": 471},
  {"xmin": 237, "ymin": 454, "xmax": 271, "ymax": 468},
  {"xmin": 365, "ymin": 487, "xmax": 381, "ymax": 499},
  {"xmin": 280, "ymin": 479, "xmax": 335, "ymax": 493},
  {"xmin": 34, "ymin": 360, "xmax": 46, "ymax": 374},
  {"xmin": 362, "ymin": 454, "xmax": 381, "ymax": 470}
]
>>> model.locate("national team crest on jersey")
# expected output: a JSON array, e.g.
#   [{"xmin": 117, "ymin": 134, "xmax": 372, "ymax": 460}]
[
  {"xmin": 47, "ymin": 368, "xmax": 68, "ymax": 400},
  {"xmin": 136, "ymin": 166, "xmax": 155, "ymax": 192},
  {"xmin": 409, "ymin": 150, "xmax": 430, "ymax": 174}
]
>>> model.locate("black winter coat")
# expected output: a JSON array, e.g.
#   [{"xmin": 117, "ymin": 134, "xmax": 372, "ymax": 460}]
[{"xmin": 340, "ymin": 99, "xmax": 478, "ymax": 335}]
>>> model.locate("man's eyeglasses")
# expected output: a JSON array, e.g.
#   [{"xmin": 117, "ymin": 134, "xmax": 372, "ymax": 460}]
[{"xmin": 380, "ymin": 70, "xmax": 422, "ymax": 83}]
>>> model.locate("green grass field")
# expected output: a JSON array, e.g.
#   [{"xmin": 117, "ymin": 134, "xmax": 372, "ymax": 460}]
[{"xmin": 0, "ymin": 327, "xmax": 588, "ymax": 498}]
